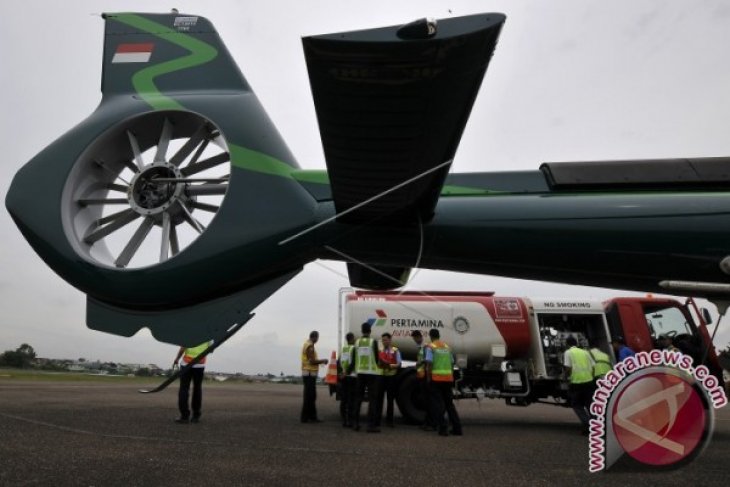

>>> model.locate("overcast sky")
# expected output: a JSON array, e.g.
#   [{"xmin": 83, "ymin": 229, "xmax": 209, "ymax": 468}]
[{"xmin": 2, "ymin": 0, "xmax": 730, "ymax": 375}]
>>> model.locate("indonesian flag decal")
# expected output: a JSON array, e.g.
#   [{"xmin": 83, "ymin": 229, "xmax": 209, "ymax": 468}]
[{"xmin": 112, "ymin": 43, "xmax": 154, "ymax": 63}]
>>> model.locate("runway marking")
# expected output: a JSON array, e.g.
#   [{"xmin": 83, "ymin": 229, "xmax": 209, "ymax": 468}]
[
  {"xmin": 0, "ymin": 411, "xmax": 358, "ymax": 454},
  {"xmin": 1, "ymin": 410, "xmax": 576, "ymax": 463},
  {"xmin": 0, "ymin": 411, "xmax": 225, "ymax": 446},
  {"xmin": 0, "ymin": 410, "xmax": 381, "ymax": 457}
]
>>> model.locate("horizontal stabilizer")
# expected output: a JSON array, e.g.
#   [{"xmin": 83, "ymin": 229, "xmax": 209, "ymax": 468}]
[
  {"xmin": 87, "ymin": 270, "xmax": 299, "ymax": 346},
  {"xmin": 303, "ymin": 14, "xmax": 504, "ymax": 225}
]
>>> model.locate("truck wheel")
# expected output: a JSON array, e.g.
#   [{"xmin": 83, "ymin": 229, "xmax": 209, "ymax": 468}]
[{"xmin": 396, "ymin": 372, "xmax": 427, "ymax": 424}]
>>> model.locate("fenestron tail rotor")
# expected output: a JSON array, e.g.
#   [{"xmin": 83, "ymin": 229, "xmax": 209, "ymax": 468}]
[
  {"xmin": 6, "ymin": 12, "xmax": 315, "ymax": 345},
  {"xmin": 63, "ymin": 111, "xmax": 231, "ymax": 269}
]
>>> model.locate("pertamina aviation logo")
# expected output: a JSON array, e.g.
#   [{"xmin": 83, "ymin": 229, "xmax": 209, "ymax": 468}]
[
  {"xmin": 588, "ymin": 350, "xmax": 727, "ymax": 472},
  {"xmin": 367, "ymin": 309, "xmax": 387, "ymax": 327}
]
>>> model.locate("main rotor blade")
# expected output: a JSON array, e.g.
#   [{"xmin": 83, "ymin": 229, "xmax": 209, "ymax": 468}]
[
  {"xmin": 189, "ymin": 201, "xmax": 220, "ymax": 213},
  {"xmin": 78, "ymin": 198, "xmax": 129, "ymax": 206},
  {"xmin": 154, "ymin": 118, "xmax": 173, "ymax": 163},
  {"xmin": 181, "ymin": 152, "xmax": 230, "ymax": 177},
  {"xmin": 127, "ymin": 131, "xmax": 145, "ymax": 171},
  {"xmin": 83, "ymin": 209, "xmax": 140, "ymax": 244},
  {"xmin": 115, "ymin": 217, "xmax": 154, "ymax": 268},
  {"xmin": 169, "ymin": 123, "xmax": 209, "ymax": 167},
  {"xmin": 160, "ymin": 212, "xmax": 171, "ymax": 262},
  {"xmin": 185, "ymin": 184, "xmax": 228, "ymax": 196}
]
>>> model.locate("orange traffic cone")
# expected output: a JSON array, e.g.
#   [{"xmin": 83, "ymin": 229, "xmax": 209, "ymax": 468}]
[{"xmin": 324, "ymin": 350, "xmax": 338, "ymax": 385}]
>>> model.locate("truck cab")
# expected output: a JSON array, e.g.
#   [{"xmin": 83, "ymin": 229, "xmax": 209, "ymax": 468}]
[{"xmin": 605, "ymin": 296, "xmax": 722, "ymax": 376}]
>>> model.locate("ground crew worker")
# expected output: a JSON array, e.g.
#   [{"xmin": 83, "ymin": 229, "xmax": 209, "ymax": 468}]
[
  {"xmin": 658, "ymin": 334, "xmax": 679, "ymax": 352},
  {"xmin": 301, "ymin": 331, "xmax": 328, "ymax": 423},
  {"xmin": 350, "ymin": 322, "xmax": 382, "ymax": 433},
  {"xmin": 378, "ymin": 332, "xmax": 402, "ymax": 427},
  {"xmin": 411, "ymin": 330, "xmax": 435, "ymax": 430},
  {"xmin": 173, "ymin": 341, "xmax": 212, "ymax": 424},
  {"xmin": 337, "ymin": 332, "xmax": 357, "ymax": 428},
  {"xmin": 425, "ymin": 328, "xmax": 462, "ymax": 437},
  {"xmin": 611, "ymin": 336, "xmax": 636, "ymax": 362},
  {"xmin": 588, "ymin": 339, "xmax": 612, "ymax": 381},
  {"xmin": 563, "ymin": 336, "xmax": 595, "ymax": 435}
]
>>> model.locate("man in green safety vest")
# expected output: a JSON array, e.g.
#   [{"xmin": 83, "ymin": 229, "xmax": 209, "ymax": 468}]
[
  {"xmin": 563, "ymin": 336, "xmax": 595, "ymax": 435},
  {"xmin": 588, "ymin": 338, "xmax": 612, "ymax": 382},
  {"xmin": 173, "ymin": 341, "xmax": 212, "ymax": 424},
  {"xmin": 337, "ymin": 332, "xmax": 357, "ymax": 427},
  {"xmin": 425, "ymin": 328, "xmax": 462, "ymax": 437},
  {"xmin": 349, "ymin": 322, "xmax": 382, "ymax": 433}
]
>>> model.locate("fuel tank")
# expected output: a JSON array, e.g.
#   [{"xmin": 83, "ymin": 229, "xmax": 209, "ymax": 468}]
[{"xmin": 343, "ymin": 291, "xmax": 533, "ymax": 366}]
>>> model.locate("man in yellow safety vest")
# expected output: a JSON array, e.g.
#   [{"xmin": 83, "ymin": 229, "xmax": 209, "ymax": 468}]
[
  {"xmin": 349, "ymin": 322, "xmax": 382, "ymax": 433},
  {"xmin": 425, "ymin": 328, "xmax": 462, "ymax": 437},
  {"xmin": 173, "ymin": 341, "xmax": 212, "ymax": 424},
  {"xmin": 563, "ymin": 336, "xmax": 595, "ymax": 435},
  {"xmin": 301, "ymin": 330, "xmax": 329, "ymax": 423},
  {"xmin": 588, "ymin": 338, "xmax": 612, "ymax": 382}
]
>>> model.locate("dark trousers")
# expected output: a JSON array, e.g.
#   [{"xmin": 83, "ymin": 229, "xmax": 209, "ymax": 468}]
[
  {"xmin": 301, "ymin": 375, "xmax": 318, "ymax": 422},
  {"xmin": 379, "ymin": 374, "xmax": 397, "ymax": 425},
  {"xmin": 178, "ymin": 367, "xmax": 204, "ymax": 419},
  {"xmin": 432, "ymin": 381, "xmax": 461, "ymax": 434},
  {"xmin": 569, "ymin": 381, "xmax": 594, "ymax": 429},
  {"xmin": 418, "ymin": 378, "xmax": 435, "ymax": 427},
  {"xmin": 339, "ymin": 376, "xmax": 356, "ymax": 425},
  {"xmin": 353, "ymin": 373, "xmax": 381, "ymax": 429}
]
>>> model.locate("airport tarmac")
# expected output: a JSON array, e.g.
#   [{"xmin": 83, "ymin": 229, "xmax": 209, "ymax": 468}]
[{"xmin": 0, "ymin": 379, "xmax": 728, "ymax": 486}]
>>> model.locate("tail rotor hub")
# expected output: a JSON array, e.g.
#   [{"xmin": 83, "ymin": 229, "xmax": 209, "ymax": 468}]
[{"xmin": 128, "ymin": 162, "xmax": 190, "ymax": 224}]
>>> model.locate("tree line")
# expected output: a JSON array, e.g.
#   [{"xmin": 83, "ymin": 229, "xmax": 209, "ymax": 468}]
[
  {"xmin": 0, "ymin": 343, "xmax": 165, "ymax": 376},
  {"xmin": 0, "ymin": 343, "xmax": 37, "ymax": 368}
]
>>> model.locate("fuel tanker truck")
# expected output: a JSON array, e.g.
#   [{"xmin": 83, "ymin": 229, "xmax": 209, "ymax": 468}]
[{"xmin": 337, "ymin": 289, "xmax": 722, "ymax": 423}]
